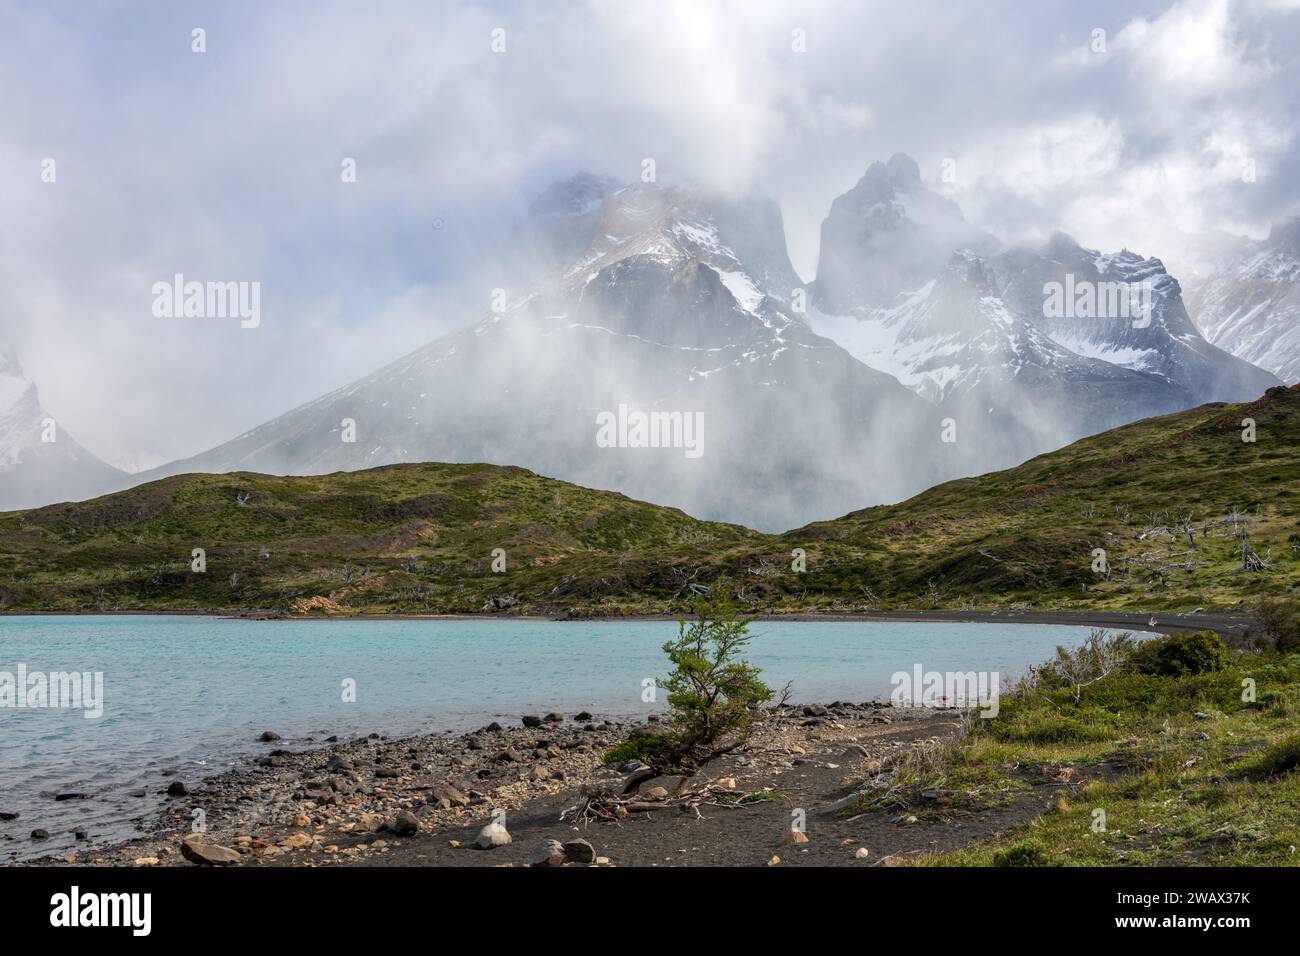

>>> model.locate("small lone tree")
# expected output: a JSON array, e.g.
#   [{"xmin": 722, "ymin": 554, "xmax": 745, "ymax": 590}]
[
  {"xmin": 609, "ymin": 585, "xmax": 773, "ymax": 778},
  {"xmin": 1039, "ymin": 629, "xmax": 1136, "ymax": 703}
]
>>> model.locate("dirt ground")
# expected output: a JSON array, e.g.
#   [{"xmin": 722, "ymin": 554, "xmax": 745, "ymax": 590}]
[{"xmin": 29, "ymin": 700, "xmax": 1088, "ymax": 869}]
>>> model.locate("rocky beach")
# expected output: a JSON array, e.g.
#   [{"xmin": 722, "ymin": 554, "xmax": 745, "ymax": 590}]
[{"xmin": 12, "ymin": 699, "xmax": 1078, "ymax": 868}]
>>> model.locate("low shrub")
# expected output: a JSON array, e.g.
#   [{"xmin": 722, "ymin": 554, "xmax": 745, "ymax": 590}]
[
  {"xmin": 607, "ymin": 586, "xmax": 772, "ymax": 775},
  {"xmin": 603, "ymin": 734, "xmax": 674, "ymax": 767},
  {"xmin": 1254, "ymin": 598, "xmax": 1300, "ymax": 653},
  {"xmin": 993, "ymin": 841, "xmax": 1051, "ymax": 867},
  {"xmin": 1128, "ymin": 630, "xmax": 1228, "ymax": 677},
  {"xmin": 1247, "ymin": 733, "xmax": 1300, "ymax": 777},
  {"xmin": 1032, "ymin": 630, "xmax": 1138, "ymax": 703},
  {"xmin": 989, "ymin": 713, "xmax": 1112, "ymax": 744}
]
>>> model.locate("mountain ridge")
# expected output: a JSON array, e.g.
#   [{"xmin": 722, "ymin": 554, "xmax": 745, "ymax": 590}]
[
  {"xmin": 0, "ymin": 338, "xmax": 125, "ymax": 512},
  {"xmin": 3, "ymin": 385, "xmax": 1296, "ymax": 616},
  {"xmin": 5, "ymin": 155, "xmax": 1292, "ymax": 522},
  {"xmin": 125, "ymin": 181, "xmax": 941, "ymax": 531},
  {"xmin": 1184, "ymin": 213, "xmax": 1300, "ymax": 385}
]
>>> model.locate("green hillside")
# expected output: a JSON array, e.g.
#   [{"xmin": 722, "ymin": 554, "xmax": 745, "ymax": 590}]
[
  {"xmin": 0, "ymin": 463, "xmax": 762, "ymax": 614},
  {"xmin": 782, "ymin": 383, "xmax": 1300, "ymax": 612},
  {"xmin": 1, "ymin": 386, "xmax": 1297, "ymax": 615}
]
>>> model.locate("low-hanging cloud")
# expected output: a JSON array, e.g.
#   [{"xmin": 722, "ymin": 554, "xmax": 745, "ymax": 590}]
[{"xmin": 1, "ymin": 0, "xmax": 1297, "ymax": 470}]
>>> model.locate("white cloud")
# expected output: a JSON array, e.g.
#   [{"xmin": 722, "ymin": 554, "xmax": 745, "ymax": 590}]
[
  {"xmin": 1117, "ymin": 0, "xmax": 1269, "ymax": 96},
  {"xmin": 1, "ymin": 0, "xmax": 1297, "ymax": 466}
]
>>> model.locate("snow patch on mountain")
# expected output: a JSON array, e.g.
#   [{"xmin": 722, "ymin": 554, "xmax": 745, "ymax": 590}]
[
  {"xmin": 1184, "ymin": 216, "xmax": 1300, "ymax": 385},
  {"xmin": 0, "ymin": 338, "xmax": 124, "ymax": 511}
]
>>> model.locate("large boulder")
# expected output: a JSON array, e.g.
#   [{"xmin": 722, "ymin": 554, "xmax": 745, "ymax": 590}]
[
  {"xmin": 562, "ymin": 839, "xmax": 597, "ymax": 864},
  {"xmin": 390, "ymin": 810, "xmax": 420, "ymax": 837},
  {"xmin": 180, "ymin": 835, "xmax": 242, "ymax": 866},
  {"xmin": 528, "ymin": 839, "xmax": 566, "ymax": 867}
]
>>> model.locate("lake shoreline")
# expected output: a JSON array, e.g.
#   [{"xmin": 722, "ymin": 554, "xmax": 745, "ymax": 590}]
[
  {"xmin": 19, "ymin": 699, "xmax": 994, "ymax": 869},
  {"xmin": 0, "ymin": 607, "xmax": 1248, "ymax": 637},
  {"xmin": 3, "ymin": 607, "xmax": 1265, "ymax": 868}
]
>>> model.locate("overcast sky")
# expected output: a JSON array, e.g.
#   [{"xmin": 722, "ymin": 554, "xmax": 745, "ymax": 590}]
[{"xmin": 2, "ymin": 0, "xmax": 1298, "ymax": 470}]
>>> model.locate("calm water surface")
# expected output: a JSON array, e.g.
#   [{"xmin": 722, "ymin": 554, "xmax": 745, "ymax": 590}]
[{"xmin": 0, "ymin": 615, "xmax": 1104, "ymax": 861}]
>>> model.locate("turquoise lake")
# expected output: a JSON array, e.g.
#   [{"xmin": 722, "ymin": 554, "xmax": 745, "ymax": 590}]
[{"xmin": 0, "ymin": 615, "xmax": 1108, "ymax": 861}]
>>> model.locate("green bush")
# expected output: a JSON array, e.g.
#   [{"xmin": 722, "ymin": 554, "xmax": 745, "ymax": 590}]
[
  {"xmin": 603, "ymin": 734, "xmax": 674, "ymax": 766},
  {"xmin": 990, "ymin": 713, "xmax": 1112, "ymax": 744},
  {"xmin": 1246, "ymin": 733, "xmax": 1300, "ymax": 777},
  {"xmin": 993, "ymin": 841, "xmax": 1051, "ymax": 867},
  {"xmin": 614, "ymin": 585, "xmax": 773, "ymax": 775},
  {"xmin": 1254, "ymin": 690, "xmax": 1285, "ymax": 709},
  {"xmin": 1128, "ymin": 630, "xmax": 1228, "ymax": 677},
  {"xmin": 1255, "ymin": 598, "xmax": 1300, "ymax": 653}
]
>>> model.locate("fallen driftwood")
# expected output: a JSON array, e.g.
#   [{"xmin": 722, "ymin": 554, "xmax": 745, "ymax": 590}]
[{"xmin": 561, "ymin": 781, "xmax": 748, "ymax": 824}]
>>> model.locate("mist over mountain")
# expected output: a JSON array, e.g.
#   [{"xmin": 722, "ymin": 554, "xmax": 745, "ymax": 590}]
[
  {"xmin": 129, "ymin": 182, "xmax": 944, "ymax": 531},
  {"xmin": 995, "ymin": 235, "xmax": 1280, "ymax": 401},
  {"xmin": 0, "ymin": 338, "xmax": 124, "ymax": 511},
  {"xmin": 7, "ymin": 154, "xmax": 1293, "ymax": 527},
  {"xmin": 805, "ymin": 156, "xmax": 1281, "ymax": 476},
  {"xmin": 1183, "ymin": 216, "xmax": 1300, "ymax": 386},
  {"xmin": 811, "ymin": 153, "xmax": 998, "ymax": 313}
]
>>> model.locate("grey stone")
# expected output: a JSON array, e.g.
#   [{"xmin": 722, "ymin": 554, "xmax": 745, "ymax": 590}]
[
  {"xmin": 180, "ymin": 836, "xmax": 241, "ymax": 866},
  {"xmin": 430, "ymin": 783, "xmax": 469, "ymax": 807},
  {"xmin": 528, "ymin": 839, "xmax": 566, "ymax": 867},
  {"xmin": 562, "ymin": 838, "xmax": 597, "ymax": 863},
  {"xmin": 391, "ymin": 810, "xmax": 420, "ymax": 836}
]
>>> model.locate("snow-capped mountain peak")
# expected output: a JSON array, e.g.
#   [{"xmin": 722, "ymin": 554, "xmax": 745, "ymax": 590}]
[
  {"xmin": 0, "ymin": 337, "xmax": 124, "ymax": 511},
  {"xmin": 558, "ymin": 183, "xmax": 802, "ymax": 311},
  {"xmin": 812, "ymin": 153, "xmax": 998, "ymax": 314},
  {"xmin": 1176, "ymin": 214, "xmax": 1300, "ymax": 386},
  {"xmin": 11, "ymin": 161, "xmax": 1290, "ymax": 527}
]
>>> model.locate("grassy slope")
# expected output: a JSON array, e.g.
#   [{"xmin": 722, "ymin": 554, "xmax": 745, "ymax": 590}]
[
  {"xmin": 900, "ymin": 645, "xmax": 1300, "ymax": 866},
  {"xmin": 782, "ymin": 383, "xmax": 1300, "ymax": 612},
  {"xmin": 0, "ymin": 463, "xmax": 763, "ymax": 614},
  {"xmin": 1, "ymin": 386, "xmax": 1296, "ymax": 615}
]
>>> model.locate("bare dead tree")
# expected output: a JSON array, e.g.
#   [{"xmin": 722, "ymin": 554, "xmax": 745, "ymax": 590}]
[
  {"xmin": 1238, "ymin": 528, "xmax": 1271, "ymax": 572},
  {"xmin": 1047, "ymin": 629, "xmax": 1133, "ymax": 703},
  {"xmin": 925, "ymin": 578, "xmax": 948, "ymax": 607},
  {"xmin": 1227, "ymin": 506, "xmax": 1249, "ymax": 535},
  {"xmin": 668, "ymin": 564, "xmax": 707, "ymax": 598}
]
